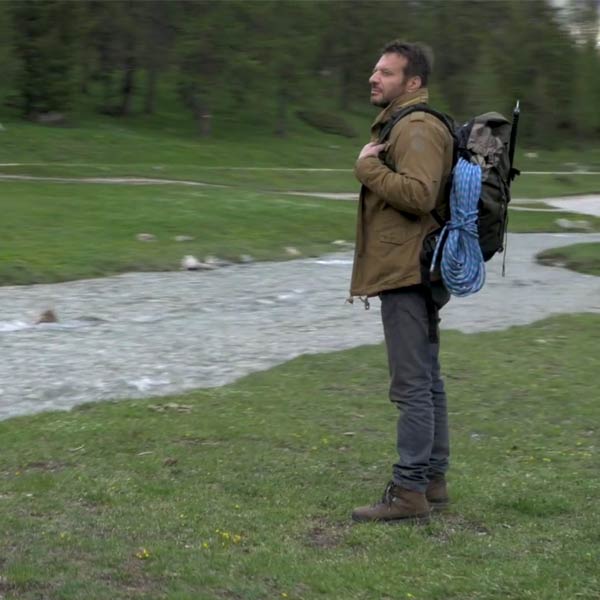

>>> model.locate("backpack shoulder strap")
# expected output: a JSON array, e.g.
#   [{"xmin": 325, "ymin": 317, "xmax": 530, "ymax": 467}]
[
  {"xmin": 378, "ymin": 103, "xmax": 456, "ymax": 145},
  {"xmin": 378, "ymin": 104, "xmax": 456, "ymax": 227}
]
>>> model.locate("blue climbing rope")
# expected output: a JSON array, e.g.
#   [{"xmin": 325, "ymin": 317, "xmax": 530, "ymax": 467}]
[{"xmin": 431, "ymin": 158, "xmax": 485, "ymax": 297}]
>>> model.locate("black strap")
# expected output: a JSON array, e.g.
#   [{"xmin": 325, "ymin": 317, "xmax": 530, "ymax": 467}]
[
  {"xmin": 378, "ymin": 103, "xmax": 456, "ymax": 232},
  {"xmin": 430, "ymin": 209, "xmax": 445, "ymax": 228},
  {"xmin": 377, "ymin": 103, "xmax": 456, "ymax": 146}
]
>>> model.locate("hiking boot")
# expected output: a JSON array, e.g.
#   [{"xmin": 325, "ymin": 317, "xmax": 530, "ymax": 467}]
[
  {"xmin": 352, "ymin": 481, "xmax": 431, "ymax": 523},
  {"xmin": 426, "ymin": 476, "xmax": 449, "ymax": 511}
]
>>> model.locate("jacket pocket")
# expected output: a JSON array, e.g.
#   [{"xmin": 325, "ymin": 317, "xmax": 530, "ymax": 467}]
[{"xmin": 378, "ymin": 226, "xmax": 420, "ymax": 246}]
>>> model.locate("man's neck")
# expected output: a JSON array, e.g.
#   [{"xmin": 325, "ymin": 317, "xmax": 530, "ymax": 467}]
[{"xmin": 374, "ymin": 88, "xmax": 429, "ymax": 126}]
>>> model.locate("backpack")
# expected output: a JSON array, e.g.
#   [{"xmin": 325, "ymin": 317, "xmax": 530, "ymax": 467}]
[{"xmin": 377, "ymin": 103, "xmax": 520, "ymax": 262}]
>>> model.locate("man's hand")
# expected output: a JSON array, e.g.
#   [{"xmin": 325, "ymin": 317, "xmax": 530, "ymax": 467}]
[{"xmin": 358, "ymin": 142, "xmax": 386, "ymax": 160}]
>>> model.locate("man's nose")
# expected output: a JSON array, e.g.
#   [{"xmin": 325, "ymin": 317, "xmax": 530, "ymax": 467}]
[{"xmin": 369, "ymin": 73, "xmax": 378, "ymax": 85}]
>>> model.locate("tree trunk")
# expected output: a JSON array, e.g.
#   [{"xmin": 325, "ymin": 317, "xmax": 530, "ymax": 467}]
[
  {"xmin": 144, "ymin": 67, "xmax": 157, "ymax": 115},
  {"xmin": 338, "ymin": 65, "xmax": 351, "ymax": 111},
  {"xmin": 118, "ymin": 53, "xmax": 136, "ymax": 116},
  {"xmin": 193, "ymin": 94, "xmax": 212, "ymax": 137},
  {"xmin": 275, "ymin": 88, "xmax": 288, "ymax": 137}
]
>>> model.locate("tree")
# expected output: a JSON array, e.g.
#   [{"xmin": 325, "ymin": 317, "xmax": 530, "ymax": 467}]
[
  {"xmin": 139, "ymin": 1, "xmax": 179, "ymax": 115},
  {"xmin": 11, "ymin": 0, "xmax": 77, "ymax": 117}
]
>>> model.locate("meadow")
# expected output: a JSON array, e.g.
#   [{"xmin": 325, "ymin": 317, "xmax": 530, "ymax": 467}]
[{"xmin": 0, "ymin": 108, "xmax": 598, "ymax": 599}]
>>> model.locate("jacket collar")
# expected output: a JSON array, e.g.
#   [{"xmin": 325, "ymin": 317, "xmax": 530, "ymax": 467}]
[{"xmin": 371, "ymin": 88, "xmax": 429, "ymax": 129}]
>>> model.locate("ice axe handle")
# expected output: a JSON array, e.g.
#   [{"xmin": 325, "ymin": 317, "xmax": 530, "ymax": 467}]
[{"xmin": 508, "ymin": 100, "xmax": 520, "ymax": 182}]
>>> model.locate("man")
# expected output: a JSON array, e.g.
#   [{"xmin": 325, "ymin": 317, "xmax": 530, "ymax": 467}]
[{"xmin": 349, "ymin": 41, "xmax": 454, "ymax": 523}]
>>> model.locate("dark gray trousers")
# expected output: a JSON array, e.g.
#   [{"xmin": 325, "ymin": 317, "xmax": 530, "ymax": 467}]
[{"xmin": 380, "ymin": 286, "xmax": 449, "ymax": 493}]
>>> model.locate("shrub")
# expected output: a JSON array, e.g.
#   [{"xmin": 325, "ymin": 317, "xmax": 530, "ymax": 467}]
[{"xmin": 296, "ymin": 109, "xmax": 358, "ymax": 138}]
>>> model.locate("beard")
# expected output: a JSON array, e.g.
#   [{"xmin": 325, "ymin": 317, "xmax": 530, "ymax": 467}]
[
  {"xmin": 370, "ymin": 97, "xmax": 390, "ymax": 108},
  {"xmin": 370, "ymin": 82, "xmax": 407, "ymax": 108}
]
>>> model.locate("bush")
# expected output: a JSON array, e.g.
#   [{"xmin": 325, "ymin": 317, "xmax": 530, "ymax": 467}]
[{"xmin": 296, "ymin": 109, "xmax": 358, "ymax": 138}]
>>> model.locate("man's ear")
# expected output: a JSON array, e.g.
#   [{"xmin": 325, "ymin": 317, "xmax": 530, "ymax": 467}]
[{"xmin": 407, "ymin": 75, "xmax": 422, "ymax": 92}]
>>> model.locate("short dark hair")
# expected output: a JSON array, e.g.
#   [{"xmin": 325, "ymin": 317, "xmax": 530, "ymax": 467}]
[{"xmin": 381, "ymin": 41, "xmax": 432, "ymax": 86}]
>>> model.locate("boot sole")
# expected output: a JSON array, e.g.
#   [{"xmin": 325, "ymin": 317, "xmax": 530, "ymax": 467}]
[
  {"xmin": 352, "ymin": 512, "xmax": 431, "ymax": 524},
  {"xmin": 429, "ymin": 500, "xmax": 450, "ymax": 512}
]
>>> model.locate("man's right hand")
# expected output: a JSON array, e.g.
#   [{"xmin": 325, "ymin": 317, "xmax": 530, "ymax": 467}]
[{"xmin": 358, "ymin": 142, "xmax": 386, "ymax": 160}]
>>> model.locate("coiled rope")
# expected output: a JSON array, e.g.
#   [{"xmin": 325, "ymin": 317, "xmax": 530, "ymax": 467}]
[{"xmin": 431, "ymin": 158, "xmax": 485, "ymax": 297}]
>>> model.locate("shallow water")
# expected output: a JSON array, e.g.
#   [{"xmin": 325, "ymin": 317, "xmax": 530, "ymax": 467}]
[{"xmin": 1, "ymin": 232, "xmax": 599, "ymax": 421}]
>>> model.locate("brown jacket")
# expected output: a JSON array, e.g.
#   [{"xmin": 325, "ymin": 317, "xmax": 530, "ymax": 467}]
[{"xmin": 349, "ymin": 88, "xmax": 454, "ymax": 298}]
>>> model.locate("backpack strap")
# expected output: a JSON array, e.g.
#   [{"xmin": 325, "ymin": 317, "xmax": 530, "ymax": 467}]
[
  {"xmin": 378, "ymin": 103, "xmax": 456, "ymax": 147},
  {"xmin": 378, "ymin": 103, "xmax": 456, "ymax": 230}
]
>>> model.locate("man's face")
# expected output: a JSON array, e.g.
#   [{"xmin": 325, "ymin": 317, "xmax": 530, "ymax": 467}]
[{"xmin": 369, "ymin": 53, "xmax": 411, "ymax": 108}]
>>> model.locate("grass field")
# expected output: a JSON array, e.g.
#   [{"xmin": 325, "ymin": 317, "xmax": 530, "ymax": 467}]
[
  {"xmin": 0, "ymin": 177, "xmax": 598, "ymax": 285},
  {"xmin": 1, "ymin": 105, "xmax": 599, "ymax": 284},
  {"xmin": 537, "ymin": 242, "xmax": 600, "ymax": 276},
  {"xmin": 0, "ymin": 314, "xmax": 598, "ymax": 599},
  {"xmin": 1, "ymin": 108, "xmax": 600, "ymax": 197},
  {"xmin": 1, "ymin": 107, "xmax": 598, "ymax": 599}
]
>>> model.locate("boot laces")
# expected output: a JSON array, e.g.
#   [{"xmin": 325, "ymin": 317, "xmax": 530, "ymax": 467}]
[{"xmin": 381, "ymin": 481, "xmax": 397, "ymax": 506}]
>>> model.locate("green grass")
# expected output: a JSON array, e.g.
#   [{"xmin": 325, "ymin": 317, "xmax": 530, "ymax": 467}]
[
  {"xmin": 0, "ymin": 181, "xmax": 356, "ymax": 285},
  {"xmin": 511, "ymin": 173, "xmax": 600, "ymax": 199},
  {"xmin": 1, "ymin": 176, "xmax": 598, "ymax": 285},
  {"xmin": 507, "ymin": 210, "xmax": 600, "ymax": 233},
  {"xmin": 3, "ymin": 164, "xmax": 600, "ymax": 198},
  {"xmin": 1, "ymin": 110, "xmax": 599, "ymax": 285},
  {"xmin": 0, "ymin": 108, "xmax": 599, "ymax": 196},
  {"xmin": 0, "ymin": 314, "xmax": 598, "ymax": 599},
  {"xmin": 537, "ymin": 242, "xmax": 600, "ymax": 276}
]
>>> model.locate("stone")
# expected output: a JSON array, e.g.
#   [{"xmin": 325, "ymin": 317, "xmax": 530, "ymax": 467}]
[
  {"xmin": 204, "ymin": 255, "xmax": 230, "ymax": 267},
  {"xmin": 180, "ymin": 255, "xmax": 216, "ymax": 271},
  {"xmin": 284, "ymin": 246, "xmax": 301, "ymax": 256},
  {"xmin": 555, "ymin": 218, "xmax": 592, "ymax": 232},
  {"xmin": 35, "ymin": 309, "xmax": 58, "ymax": 324},
  {"xmin": 173, "ymin": 235, "xmax": 195, "ymax": 242},
  {"xmin": 33, "ymin": 112, "xmax": 67, "ymax": 126},
  {"xmin": 136, "ymin": 233, "xmax": 157, "ymax": 242},
  {"xmin": 239, "ymin": 254, "xmax": 254, "ymax": 263}
]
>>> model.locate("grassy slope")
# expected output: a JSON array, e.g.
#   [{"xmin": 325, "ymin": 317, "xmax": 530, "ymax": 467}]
[
  {"xmin": 537, "ymin": 242, "xmax": 600, "ymax": 276},
  {"xmin": 0, "ymin": 314, "xmax": 598, "ymax": 599},
  {"xmin": 0, "ymin": 182, "xmax": 356, "ymax": 285},
  {"xmin": 1, "ymin": 177, "xmax": 599, "ymax": 285},
  {"xmin": 1, "ymin": 106, "xmax": 600, "ymax": 196},
  {"xmin": 1, "ymin": 106, "xmax": 599, "ymax": 285}
]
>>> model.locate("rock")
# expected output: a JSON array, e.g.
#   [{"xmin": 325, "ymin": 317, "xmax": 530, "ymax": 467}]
[
  {"xmin": 136, "ymin": 233, "xmax": 157, "ymax": 242},
  {"xmin": 181, "ymin": 255, "xmax": 217, "ymax": 271},
  {"xmin": 36, "ymin": 309, "xmax": 58, "ymax": 324},
  {"xmin": 32, "ymin": 112, "xmax": 67, "ymax": 126},
  {"xmin": 562, "ymin": 162, "xmax": 589, "ymax": 173},
  {"xmin": 331, "ymin": 239, "xmax": 351, "ymax": 246},
  {"xmin": 173, "ymin": 235, "xmax": 195, "ymax": 242},
  {"xmin": 555, "ymin": 218, "xmax": 592, "ymax": 232},
  {"xmin": 284, "ymin": 246, "xmax": 301, "ymax": 256},
  {"xmin": 181, "ymin": 255, "xmax": 201, "ymax": 270},
  {"xmin": 524, "ymin": 152, "xmax": 538, "ymax": 159},
  {"xmin": 204, "ymin": 255, "xmax": 230, "ymax": 267},
  {"xmin": 239, "ymin": 254, "xmax": 254, "ymax": 263}
]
